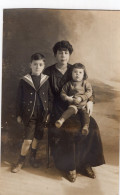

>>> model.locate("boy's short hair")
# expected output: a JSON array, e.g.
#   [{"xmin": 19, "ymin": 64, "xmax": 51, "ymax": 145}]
[
  {"xmin": 53, "ymin": 40, "xmax": 73, "ymax": 56},
  {"xmin": 72, "ymin": 63, "xmax": 88, "ymax": 80},
  {"xmin": 31, "ymin": 53, "xmax": 45, "ymax": 62}
]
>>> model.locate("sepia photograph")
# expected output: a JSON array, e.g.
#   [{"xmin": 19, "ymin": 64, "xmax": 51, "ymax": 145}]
[{"xmin": 1, "ymin": 8, "xmax": 120, "ymax": 195}]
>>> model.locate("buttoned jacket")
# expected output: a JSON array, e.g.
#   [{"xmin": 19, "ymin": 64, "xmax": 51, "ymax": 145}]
[{"xmin": 16, "ymin": 73, "xmax": 53, "ymax": 125}]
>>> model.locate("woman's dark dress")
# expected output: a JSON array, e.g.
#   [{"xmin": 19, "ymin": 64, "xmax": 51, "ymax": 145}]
[{"xmin": 44, "ymin": 64, "xmax": 105, "ymax": 172}]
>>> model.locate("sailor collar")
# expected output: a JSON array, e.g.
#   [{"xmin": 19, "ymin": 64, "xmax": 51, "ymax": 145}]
[{"xmin": 22, "ymin": 73, "xmax": 49, "ymax": 90}]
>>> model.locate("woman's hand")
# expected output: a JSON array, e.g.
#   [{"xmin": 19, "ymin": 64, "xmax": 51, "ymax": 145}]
[
  {"xmin": 87, "ymin": 101, "xmax": 93, "ymax": 116},
  {"xmin": 17, "ymin": 116, "xmax": 23, "ymax": 124}
]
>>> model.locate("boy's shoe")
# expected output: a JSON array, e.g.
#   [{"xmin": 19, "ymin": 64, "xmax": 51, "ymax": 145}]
[
  {"xmin": 11, "ymin": 155, "xmax": 25, "ymax": 173},
  {"xmin": 11, "ymin": 162, "xmax": 24, "ymax": 173},
  {"xmin": 82, "ymin": 124, "xmax": 89, "ymax": 135},
  {"xmin": 55, "ymin": 118, "xmax": 65, "ymax": 128},
  {"xmin": 66, "ymin": 170, "xmax": 77, "ymax": 182}
]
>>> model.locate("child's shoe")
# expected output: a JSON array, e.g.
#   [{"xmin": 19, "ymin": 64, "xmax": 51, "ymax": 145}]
[
  {"xmin": 11, "ymin": 155, "xmax": 25, "ymax": 173},
  {"xmin": 11, "ymin": 162, "xmax": 24, "ymax": 173},
  {"xmin": 82, "ymin": 124, "xmax": 89, "ymax": 135},
  {"xmin": 55, "ymin": 118, "xmax": 65, "ymax": 128}
]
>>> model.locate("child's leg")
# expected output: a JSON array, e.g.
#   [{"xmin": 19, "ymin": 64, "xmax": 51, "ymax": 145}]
[
  {"xmin": 80, "ymin": 109, "xmax": 90, "ymax": 135},
  {"xmin": 11, "ymin": 118, "xmax": 36, "ymax": 173},
  {"xmin": 32, "ymin": 137, "xmax": 39, "ymax": 149},
  {"xmin": 55, "ymin": 105, "xmax": 78, "ymax": 128},
  {"xmin": 11, "ymin": 139, "xmax": 32, "ymax": 173},
  {"xmin": 29, "ymin": 138, "xmax": 39, "ymax": 167},
  {"xmin": 30, "ymin": 109, "xmax": 44, "ymax": 168},
  {"xmin": 21, "ymin": 139, "xmax": 32, "ymax": 156}
]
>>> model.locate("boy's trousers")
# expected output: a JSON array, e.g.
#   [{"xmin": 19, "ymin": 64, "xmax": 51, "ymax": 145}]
[{"xmin": 24, "ymin": 106, "xmax": 44, "ymax": 140}]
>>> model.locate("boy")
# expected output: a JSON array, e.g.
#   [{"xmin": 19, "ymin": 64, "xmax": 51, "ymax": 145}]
[
  {"xmin": 11, "ymin": 53, "xmax": 53, "ymax": 173},
  {"xmin": 55, "ymin": 63, "xmax": 92, "ymax": 135}
]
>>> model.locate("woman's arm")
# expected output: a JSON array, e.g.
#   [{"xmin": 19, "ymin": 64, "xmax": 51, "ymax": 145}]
[
  {"xmin": 61, "ymin": 82, "xmax": 73, "ymax": 103},
  {"xmin": 87, "ymin": 101, "xmax": 93, "ymax": 116}
]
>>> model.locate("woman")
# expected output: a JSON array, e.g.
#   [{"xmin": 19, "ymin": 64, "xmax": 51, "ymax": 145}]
[{"xmin": 44, "ymin": 40, "xmax": 105, "ymax": 182}]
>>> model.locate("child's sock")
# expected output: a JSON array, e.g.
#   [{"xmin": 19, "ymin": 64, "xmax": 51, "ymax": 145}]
[
  {"xmin": 55, "ymin": 118, "xmax": 65, "ymax": 128},
  {"xmin": 30, "ymin": 138, "xmax": 40, "ymax": 168},
  {"xmin": 18, "ymin": 155, "xmax": 26, "ymax": 163},
  {"xmin": 82, "ymin": 124, "xmax": 89, "ymax": 135}
]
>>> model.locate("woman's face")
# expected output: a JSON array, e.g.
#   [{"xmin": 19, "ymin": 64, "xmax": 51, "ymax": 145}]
[{"xmin": 55, "ymin": 49, "xmax": 70, "ymax": 65}]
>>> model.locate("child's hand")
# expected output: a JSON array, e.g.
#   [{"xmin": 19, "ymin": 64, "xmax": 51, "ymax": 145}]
[
  {"xmin": 66, "ymin": 96, "xmax": 73, "ymax": 103},
  {"xmin": 73, "ymin": 97, "xmax": 82, "ymax": 105},
  {"xmin": 17, "ymin": 116, "xmax": 23, "ymax": 124}
]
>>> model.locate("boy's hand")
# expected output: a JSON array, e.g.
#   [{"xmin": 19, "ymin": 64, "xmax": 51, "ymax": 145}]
[
  {"xmin": 73, "ymin": 97, "xmax": 82, "ymax": 105},
  {"xmin": 66, "ymin": 96, "xmax": 73, "ymax": 103},
  {"xmin": 46, "ymin": 114, "xmax": 50, "ymax": 123},
  {"xmin": 17, "ymin": 116, "xmax": 23, "ymax": 124}
]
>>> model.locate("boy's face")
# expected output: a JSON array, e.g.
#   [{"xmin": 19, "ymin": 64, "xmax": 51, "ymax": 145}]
[
  {"xmin": 72, "ymin": 68, "xmax": 84, "ymax": 82},
  {"xmin": 30, "ymin": 59, "xmax": 45, "ymax": 75},
  {"xmin": 55, "ymin": 49, "xmax": 70, "ymax": 65}
]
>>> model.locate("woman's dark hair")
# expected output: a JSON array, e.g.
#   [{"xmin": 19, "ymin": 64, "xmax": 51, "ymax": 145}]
[
  {"xmin": 72, "ymin": 63, "xmax": 88, "ymax": 80},
  {"xmin": 53, "ymin": 40, "xmax": 73, "ymax": 56},
  {"xmin": 31, "ymin": 53, "xmax": 45, "ymax": 62}
]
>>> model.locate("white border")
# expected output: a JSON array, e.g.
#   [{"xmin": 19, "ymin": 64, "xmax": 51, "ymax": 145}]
[
  {"xmin": 0, "ymin": 0, "xmax": 120, "ymax": 9},
  {"xmin": 0, "ymin": 0, "xmax": 120, "ymax": 193}
]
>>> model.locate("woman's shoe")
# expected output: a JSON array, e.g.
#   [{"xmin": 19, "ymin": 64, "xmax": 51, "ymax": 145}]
[
  {"xmin": 78, "ymin": 165, "xmax": 95, "ymax": 179},
  {"xmin": 84, "ymin": 165, "xmax": 95, "ymax": 178},
  {"xmin": 67, "ymin": 170, "xmax": 77, "ymax": 182}
]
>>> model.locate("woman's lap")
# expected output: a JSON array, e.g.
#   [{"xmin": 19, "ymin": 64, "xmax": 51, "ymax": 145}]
[{"xmin": 48, "ymin": 115, "xmax": 105, "ymax": 171}]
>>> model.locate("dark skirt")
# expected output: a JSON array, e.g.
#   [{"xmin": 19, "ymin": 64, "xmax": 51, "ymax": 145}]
[{"xmin": 48, "ymin": 114, "xmax": 105, "ymax": 172}]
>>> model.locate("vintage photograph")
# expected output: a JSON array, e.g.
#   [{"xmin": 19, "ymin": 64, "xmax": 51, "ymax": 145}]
[{"xmin": 1, "ymin": 9, "xmax": 119, "ymax": 195}]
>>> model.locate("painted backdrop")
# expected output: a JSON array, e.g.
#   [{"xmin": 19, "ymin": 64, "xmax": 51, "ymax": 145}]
[{"xmin": 2, "ymin": 9, "xmax": 120, "ymax": 165}]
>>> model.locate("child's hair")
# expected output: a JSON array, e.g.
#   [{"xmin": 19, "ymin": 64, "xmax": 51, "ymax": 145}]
[
  {"xmin": 72, "ymin": 63, "xmax": 88, "ymax": 80},
  {"xmin": 53, "ymin": 40, "xmax": 73, "ymax": 56},
  {"xmin": 31, "ymin": 53, "xmax": 45, "ymax": 63}
]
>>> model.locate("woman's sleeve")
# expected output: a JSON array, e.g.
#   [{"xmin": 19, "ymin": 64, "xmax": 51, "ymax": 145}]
[
  {"xmin": 88, "ymin": 89, "xmax": 95, "ymax": 103},
  {"xmin": 60, "ymin": 82, "xmax": 70, "ymax": 101}
]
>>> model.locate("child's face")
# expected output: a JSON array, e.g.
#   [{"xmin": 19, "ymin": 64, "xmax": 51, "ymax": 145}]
[
  {"xmin": 55, "ymin": 49, "xmax": 70, "ymax": 65},
  {"xmin": 72, "ymin": 68, "xmax": 84, "ymax": 82},
  {"xmin": 30, "ymin": 59, "xmax": 45, "ymax": 76}
]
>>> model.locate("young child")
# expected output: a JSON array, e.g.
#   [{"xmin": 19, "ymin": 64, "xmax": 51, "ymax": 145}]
[
  {"xmin": 11, "ymin": 53, "xmax": 53, "ymax": 173},
  {"xmin": 55, "ymin": 63, "xmax": 92, "ymax": 135}
]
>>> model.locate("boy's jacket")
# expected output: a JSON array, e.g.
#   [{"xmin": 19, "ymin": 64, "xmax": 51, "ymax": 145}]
[{"xmin": 16, "ymin": 73, "xmax": 53, "ymax": 125}]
